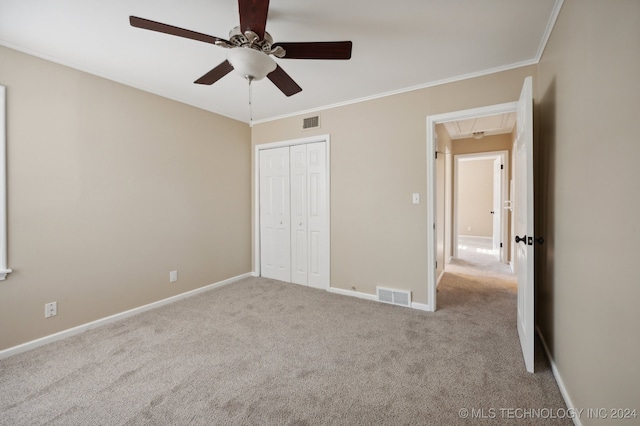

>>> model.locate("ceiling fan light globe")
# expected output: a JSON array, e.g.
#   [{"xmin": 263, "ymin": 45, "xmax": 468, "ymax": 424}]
[{"xmin": 227, "ymin": 47, "xmax": 276, "ymax": 81}]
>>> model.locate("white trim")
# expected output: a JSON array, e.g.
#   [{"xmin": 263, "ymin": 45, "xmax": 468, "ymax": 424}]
[
  {"xmin": 427, "ymin": 102, "xmax": 518, "ymax": 312},
  {"xmin": 327, "ymin": 287, "xmax": 377, "ymax": 302},
  {"xmin": 0, "ymin": 272, "xmax": 252, "ymax": 360},
  {"xmin": 328, "ymin": 286, "xmax": 433, "ymax": 312},
  {"xmin": 253, "ymin": 134, "xmax": 331, "ymax": 287},
  {"xmin": 426, "ymin": 117, "xmax": 438, "ymax": 312},
  {"xmin": 256, "ymin": 0, "xmax": 561, "ymax": 124},
  {"xmin": 436, "ymin": 270, "xmax": 445, "ymax": 287},
  {"xmin": 410, "ymin": 302, "xmax": 432, "ymax": 312},
  {"xmin": 535, "ymin": 0, "xmax": 565, "ymax": 63},
  {"xmin": 0, "ymin": 86, "xmax": 10, "ymax": 280},
  {"xmin": 536, "ymin": 326, "xmax": 581, "ymax": 426},
  {"xmin": 254, "ymin": 61, "xmax": 538, "ymax": 125}
]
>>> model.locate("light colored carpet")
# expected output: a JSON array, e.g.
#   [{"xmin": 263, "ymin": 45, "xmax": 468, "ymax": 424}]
[{"xmin": 0, "ymin": 258, "xmax": 569, "ymax": 425}]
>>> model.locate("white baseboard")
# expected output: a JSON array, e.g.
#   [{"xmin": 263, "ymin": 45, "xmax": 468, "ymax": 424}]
[
  {"xmin": 327, "ymin": 286, "xmax": 377, "ymax": 302},
  {"xmin": 327, "ymin": 286, "xmax": 433, "ymax": 312},
  {"xmin": 0, "ymin": 272, "xmax": 252, "ymax": 360},
  {"xmin": 536, "ymin": 325, "xmax": 581, "ymax": 426},
  {"xmin": 410, "ymin": 302, "xmax": 433, "ymax": 312}
]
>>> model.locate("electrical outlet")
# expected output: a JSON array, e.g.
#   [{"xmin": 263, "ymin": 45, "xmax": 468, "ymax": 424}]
[
  {"xmin": 169, "ymin": 270, "xmax": 178, "ymax": 283},
  {"xmin": 45, "ymin": 302, "xmax": 57, "ymax": 318}
]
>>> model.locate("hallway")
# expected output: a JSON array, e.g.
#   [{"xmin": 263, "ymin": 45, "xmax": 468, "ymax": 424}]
[{"xmin": 452, "ymin": 235, "xmax": 515, "ymax": 280}]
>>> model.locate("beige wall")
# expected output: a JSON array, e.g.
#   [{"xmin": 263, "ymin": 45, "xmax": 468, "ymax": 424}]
[
  {"xmin": 536, "ymin": 0, "xmax": 640, "ymax": 418},
  {"xmin": 451, "ymin": 133, "xmax": 512, "ymax": 157},
  {"xmin": 0, "ymin": 46, "xmax": 252, "ymax": 350},
  {"xmin": 252, "ymin": 65, "xmax": 537, "ymax": 304},
  {"xmin": 457, "ymin": 159, "xmax": 494, "ymax": 238}
]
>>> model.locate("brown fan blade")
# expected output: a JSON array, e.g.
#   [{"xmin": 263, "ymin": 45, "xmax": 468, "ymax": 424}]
[
  {"xmin": 130, "ymin": 16, "xmax": 228, "ymax": 46},
  {"xmin": 273, "ymin": 41, "xmax": 352, "ymax": 60},
  {"xmin": 238, "ymin": 0, "xmax": 269, "ymax": 39},
  {"xmin": 194, "ymin": 61, "xmax": 234, "ymax": 85},
  {"xmin": 267, "ymin": 65, "xmax": 302, "ymax": 97}
]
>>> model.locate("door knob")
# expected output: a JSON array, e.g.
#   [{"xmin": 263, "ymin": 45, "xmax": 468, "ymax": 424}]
[
  {"xmin": 515, "ymin": 235, "xmax": 527, "ymax": 244},
  {"xmin": 490, "ymin": 211, "xmax": 495, "ymax": 214},
  {"xmin": 534, "ymin": 237, "xmax": 544, "ymax": 245}
]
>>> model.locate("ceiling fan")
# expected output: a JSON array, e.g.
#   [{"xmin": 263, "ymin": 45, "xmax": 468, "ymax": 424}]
[{"xmin": 130, "ymin": 0, "xmax": 353, "ymax": 97}]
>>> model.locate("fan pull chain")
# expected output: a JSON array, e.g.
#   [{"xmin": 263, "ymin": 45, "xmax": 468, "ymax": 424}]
[{"xmin": 248, "ymin": 77, "xmax": 253, "ymax": 127}]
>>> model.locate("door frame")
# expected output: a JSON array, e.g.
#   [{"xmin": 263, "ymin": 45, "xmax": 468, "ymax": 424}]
[
  {"xmin": 253, "ymin": 134, "xmax": 331, "ymax": 287},
  {"xmin": 426, "ymin": 102, "xmax": 517, "ymax": 311},
  {"xmin": 453, "ymin": 150, "xmax": 509, "ymax": 263}
]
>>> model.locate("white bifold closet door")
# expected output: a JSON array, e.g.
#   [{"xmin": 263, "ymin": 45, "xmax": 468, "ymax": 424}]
[
  {"xmin": 259, "ymin": 146, "xmax": 291, "ymax": 282},
  {"xmin": 259, "ymin": 142, "xmax": 328, "ymax": 289}
]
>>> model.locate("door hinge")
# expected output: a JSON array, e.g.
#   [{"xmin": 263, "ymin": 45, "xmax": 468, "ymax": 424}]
[
  {"xmin": 501, "ymin": 164, "xmax": 504, "ymax": 170},
  {"xmin": 500, "ymin": 242, "xmax": 503, "ymax": 248},
  {"xmin": 436, "ymin": 261, "xmax": 438, "ymax": 269},
  {"xmin": 435, "ymin": 151, "xmax": 438, "ymax": 159}
]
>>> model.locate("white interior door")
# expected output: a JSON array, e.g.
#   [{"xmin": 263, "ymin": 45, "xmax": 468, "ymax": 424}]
[
  {"xmin": 290, "ymin": 145, "xmax": 308, "ymax": 285},
  {"xmin": 306, "ymin": 142, "xmax": 328, "ymax": 289},
  {"xmin": 492, "ymin": 158, "xmax": 502, "ymax": 259},
  {"xmin": 259, "ymin": 147, "xmax": 291, "ymax": 282},
  {"xmin": 515, "ymin": 76, "xmax": 535, "ymax": 373}
]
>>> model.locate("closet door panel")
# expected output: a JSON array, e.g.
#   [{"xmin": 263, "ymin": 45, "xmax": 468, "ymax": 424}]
[
  {"xmin": 259, "ymin": 147, "xmax": 291, "ymax": 282},
  {"xmin": 290, "ymin": 144, "xmax": 308, "ymax": 285},
  {"xmin": 306, "ymin": 142, "xmax": 328, "ymax": 289}
]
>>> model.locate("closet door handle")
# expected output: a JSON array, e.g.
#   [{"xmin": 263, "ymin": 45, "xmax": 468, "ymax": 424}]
[{"xmin": 515, "ymin": 235, "xmax": 527, "ymax": 244}]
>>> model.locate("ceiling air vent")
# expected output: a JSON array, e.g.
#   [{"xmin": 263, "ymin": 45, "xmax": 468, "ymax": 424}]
[{"xmin": 303, "ymin": 115, "xmax": 320, "ymax": 130}]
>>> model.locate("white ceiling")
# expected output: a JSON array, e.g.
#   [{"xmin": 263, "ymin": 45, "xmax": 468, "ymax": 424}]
[
  {"xmin": 0, "ymin": 0, "xmax": 561, "ymax": 124},
  {"xmin": 444, "ymin": 112, "xmax": 516, "ymax": 140}
]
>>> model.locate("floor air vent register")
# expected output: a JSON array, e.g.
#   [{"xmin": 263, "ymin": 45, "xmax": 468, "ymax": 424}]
[{"xmin": 376, "ymin": 287, "xmax": 411, "ymax": 307}]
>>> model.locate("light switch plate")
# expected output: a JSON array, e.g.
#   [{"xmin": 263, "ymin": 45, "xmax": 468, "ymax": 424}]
[{"xmin": 412, "ymin": 193, "xmax": 420, "ymax": 204}]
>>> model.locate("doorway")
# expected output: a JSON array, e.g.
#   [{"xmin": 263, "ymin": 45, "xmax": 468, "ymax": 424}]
[
  {"xmin": 453, "ymin": 151, "xmax": 509, "ymax": 264},
  {"xmin": 427, "ymin": 77, "xmax": 535, "ymax": 372},
  {"xmin": 427, "ymin": 102, "xmax": 518, "ymax": 311}
]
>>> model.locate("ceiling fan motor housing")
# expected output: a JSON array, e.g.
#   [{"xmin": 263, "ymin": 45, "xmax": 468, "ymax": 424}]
[{"xmin": 218, "ymin": 27, "xmax": 285, "ymax": 58}]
